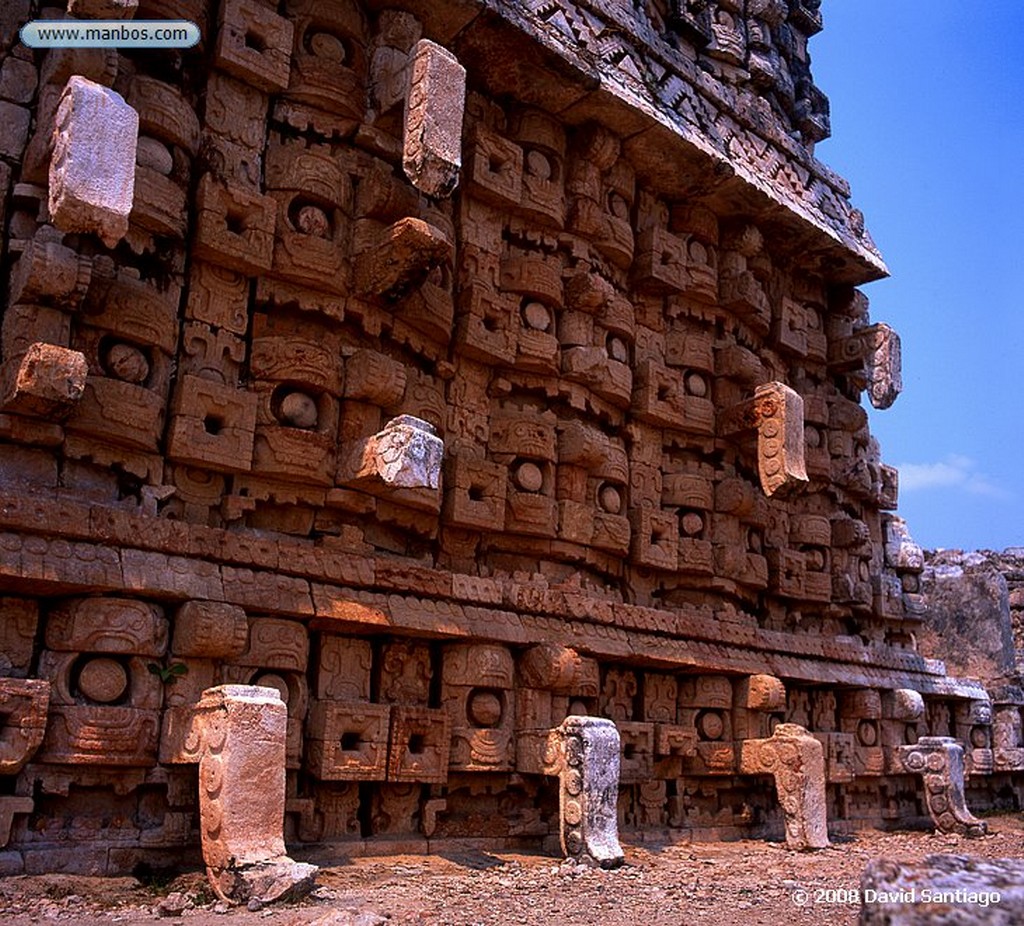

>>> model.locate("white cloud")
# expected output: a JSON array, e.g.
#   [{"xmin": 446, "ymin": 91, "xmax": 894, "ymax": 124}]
[{"xmin": 896, "ymin": 454, "xmax": 1011, "ymax": 499}]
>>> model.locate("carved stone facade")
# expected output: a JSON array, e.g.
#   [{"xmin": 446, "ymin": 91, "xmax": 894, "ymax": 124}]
[{"xmin": 0, "ymin": 0, "xmax": 1020, "ymax": 874}]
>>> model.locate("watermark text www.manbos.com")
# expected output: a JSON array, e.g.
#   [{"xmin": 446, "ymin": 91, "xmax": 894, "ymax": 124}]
[
  {"xmin": 789, "ymin": 886, "xmax": 1002, "ymax": 907},
  {"xmin": 21, "ymin": 19, "xmax": 200, "ymax": 49}
]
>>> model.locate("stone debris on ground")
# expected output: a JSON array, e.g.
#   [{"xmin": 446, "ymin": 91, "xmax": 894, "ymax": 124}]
[{"xmin": 2, "ymin": 815, "xmax": 1024, "ymax": 926}]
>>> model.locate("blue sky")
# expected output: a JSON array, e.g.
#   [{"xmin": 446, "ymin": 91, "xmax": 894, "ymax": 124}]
[{"xmin": 811, "ymin": 1, "xmax": 1024, "ymax": 552}]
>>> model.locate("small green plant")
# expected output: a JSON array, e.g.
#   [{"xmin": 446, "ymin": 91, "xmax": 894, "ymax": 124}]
[{"xmin": 147, "ymin": 661, "xmax": 189, "ymax": 683}]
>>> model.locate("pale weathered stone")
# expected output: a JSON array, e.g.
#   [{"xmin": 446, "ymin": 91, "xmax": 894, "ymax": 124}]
[
  {"xmin": 357, "ymin": 415, "xmax": 443, "ymax": 490},
  {"xmin": 49, "ymin": 76, "xmax": 139, "ymax": 248},
  {"xmin": 894, "ymin": 737, "xmax": 987, "ymax": 837},
  {"xmin": 0, "ymin": 343, "xmax": 87, "ymax": 419},
  {"xmin": 402, "ymin": 40, "xmax": 465, "ymax": 197},
  {"xmin": 739, "ymin": 723, "xmax": 829, "ymax": 850},
  {"xmin": 544, "ymin": 716, "xmax": 624, "ymax": 868},
  {"xmin": 189, "ymin": 686, "xmax": 318, "ymax": 904},
  {"xmin": 860, "ymin": 855, "xmax": 1024, "ymax": 925},
  {"xmin": 720, "ymin": 381, "xmax": 808, "ymax": 497}
]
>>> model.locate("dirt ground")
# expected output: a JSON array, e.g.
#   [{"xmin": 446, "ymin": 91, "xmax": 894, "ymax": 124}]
[{"xmin": 3, "ymin": 815, "xmax": 1024, "ymax": 926}]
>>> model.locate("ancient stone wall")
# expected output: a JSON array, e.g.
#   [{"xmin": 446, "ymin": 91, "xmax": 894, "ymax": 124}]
[{"xmin": 1, "ymin": 0, "xmax": 1022, "ymax": 876}]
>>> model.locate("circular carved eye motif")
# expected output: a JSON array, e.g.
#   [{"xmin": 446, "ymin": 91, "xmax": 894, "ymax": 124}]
[
  {"xmin": 252, "ymin": 671, "xmax": 290, "ymax": 705},
  {"xmin": 697, "ymin": 709, "xmax": 724, "ymax": 741},
  {"xmin": 308, "ymin": 31, "xmax": 346, "ymax": 62},
  {"xmin": 278, "ymin": 391, "xmax": 318, "ymax": 429},
  {"xmin": 606, "ymin": 335, "xmax": 629, "ymax": 363},
  {"xmin": 525, "ymin": 149, "xmax": 552, "ymax": 180},
  {"xmin": 608, "ymin": 191, "xmax": 629, "ymax": 219},
  {"xmin": 685, "ymin": 372, "xmax": 708, "ymax": 398},
  {"xmin": 513, "ymin": 460, "xmax": 544, "ymax": 493},
  {"xmin": 295, "ymin": 204, "xmax": 331, "ymax": 239},
  {"xmin": 78, "ymin": 657, "xmax": 128, "ymax": 704},
  {"xmin": 680, "ymin": 512, "xmax": 704, "ymax": 537},
  {"xmin": 104, "ymin": 343, "xmax": 150, "ymax": 384},
  {"xmin": 521, "ymin": 301, "xmax": 552, "ymax": 331},
  {"xmin": 467, "ymin": 689, "xmax": 503, "ymax": 728},
  {"xmin": 598, "ymin": 483, "xmax": 623, "ymax": 514},
  {"xmin": 857, "ymin": 719, "xmax": 878, "ymax": 747}
]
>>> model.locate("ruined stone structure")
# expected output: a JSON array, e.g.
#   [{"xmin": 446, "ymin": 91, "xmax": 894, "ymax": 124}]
[{"xmin": 2, "ymin": 0, "xmax": 1023, "ymax": 878}]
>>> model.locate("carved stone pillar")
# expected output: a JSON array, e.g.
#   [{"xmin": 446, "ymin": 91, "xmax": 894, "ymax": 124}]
[
  {"xmin": 739, "ymin": 722, "xmax": 828, "ymax": 850},
  {"xmin": 189, "ymin": 685, "xmax": 318, "ymax": 904},
  {"xmin": 544, "ymin": 716, "xmax": 624, "ymax": 868},
  {"xmin": 719, "ymin": 381, "xmax": 807, "ymax": 496},
  {"xmin": 895, "ymin": 736, "xmax": 987, "ymax": 837}
]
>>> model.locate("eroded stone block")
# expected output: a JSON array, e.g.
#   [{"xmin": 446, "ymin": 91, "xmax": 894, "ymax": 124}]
[
  {"xmin": 172, "ymin": 602, "xmax": 249, "ymax": 659},
  {"xmin": 0, "ymin": 343, "xmax": 87, "ymax": 419},
  {"xmin": 894, "ymin": 736, "xmax": 987, "ymax": 837},
  {"xmin": 402, "ymin": 40, "xmax": 465, "ymax": 197},
  {"xmin": 544, "ymin": 716, "xmax": 624, "ymax": 868},
  {"xmin": 860, "ymin": 855, "xmax": 1024, "ymax": 925},
  {"xmin": 49, "ymin": 77, "xmax": 138, "ymax": 247},
  {"xmin": 306, "ymin": 701, "xmax": 390, "ymax": 781},
  {"xmin": 356, "ymin": 415, "xmax": 443, "ymax": 490},
  {"xmin": 190, "ymin": 685, "xmax": 318, "ymax": 903},
  {"xmin": 739, "ymin": 723, "xmax": 828, "ymax": 850},
  {"xmin": 0, "ymin": 678, "xmax": 50, "ymax": 775}
]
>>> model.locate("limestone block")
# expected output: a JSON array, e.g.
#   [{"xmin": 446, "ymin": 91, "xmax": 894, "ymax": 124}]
[
  {"xmin": 194, "ymin": 175, "xmax": 276, "ymax": 274},
  {"xmin": 517, "ymin": 645, "xmax": 597, "ymax": 697},
  {"xmin": 8, "ymin": 228, "xmax": 92, "ymax": 310},
  {"xmin": 49, "ymin": 77, "xmax": 138, "ymax": 247},
  {"xmin": 739, "ymin": 723, "xmax": 829, "ymax": 850},
  {"xmin": 402, "ymin": 40, "xmax": 465, "ymax": 197},
  {"xmin": 0, "ymin": 678, "xmax": 50, "ymax": 775},
  {"xmin": 306, "ymin": 701, "xmax": 390, "ymax": 781},
  {"xmin": 190, "ymin": 685, "xmax": 317, "ymax": 904},
  {"xmin": 467, "ymin": 124, "xmax": 522, "ymax": 206},
  {"xmin": 354, "ymin": 217, "xmax": 452, "ymax": 299},
  {"xmin": 0, "ymin": 101, "xmax": 31, "ymax": 160},
  {"xmin": 172, "ymin": 602, "xmax": 249, "ymax": 659},
  {"xmin": 38, "ymin": 704, "xmax": 160, "ymax": 766},
  {"xmin": 378, "ymin": 640, "xmax": 432, "ymax": 705},
  {"xmin": 166, "ymin": 374, "xmax": 258, "ymax": 473},
  {"xmin": 544, "ymin": 716, "xmax": 624, "ymax": 868},
  {"xmin": 617, "ymin": 721, "xmax": 654, "ymax": 783},
  {"xmin": 0, "ymin": 796, "xmax": 34, "ymax": 849},
  {"xmin": 894, "ymin": 736, "xmax": 987, "ymax": 837},
  {"xmin": 865, "ymin": 323, "xmax": 902, "ymax": 409},
  {"xmin": 356, "ymin": 415, "xmax": 443, "ymax": 490},
  {"xmin": 316, "ymin": 636, "xmax": 373, "ymax": 701},
  {"xmin": 720, "ymin": 381, "xmax": 807, "ymax": 497},
  {"xmin": 883, "ymin": 689, "xmax": 925, "ymax": 722},
  {"xmin": 215, "ymin": 0, "xmax": 294, "ymax": 93},
  {"xmin": 46, "ymin": 597, "xmax": 168, "ymax": 655},
  {"xmin": 387, "ymin": 706, "xmax": 451, "ymax": 783},
  {"xmin": 443, "ymin": 454, "xmax": 507, "ymax": 531},
  {"xmin": 444, "ymin": 685, "xmax": 514, "ymax": 771},
  {"xmin": 860, "ymin": 855, "xmax": 1024, "ymax": 925},
  {"xmin": 0, "ymin": 599, "xmax": 38, "ymax": 677},
  {"xmin": 0, "ymin": 342, "xmax": 87, "ymax": 419}
]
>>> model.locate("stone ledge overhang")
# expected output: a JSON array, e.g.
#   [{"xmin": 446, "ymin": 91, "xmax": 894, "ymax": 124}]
[
  {"xmin": 376, "ymin": 0, "xmax": 888, "ymax": 286},
  {"xmin": 0, "ymin": 488, "xmax": 987, "ymax": 700}
]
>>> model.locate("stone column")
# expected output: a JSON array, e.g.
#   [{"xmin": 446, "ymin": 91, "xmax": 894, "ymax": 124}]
[
  {"xmin": 739, "ymin": 722, "xmax": 829, "ymax": 849},
  {"xmin": 544, "ymin": 716, "xmax": 624, "ymax": 868},
  {"xmin": 895, "ymin": 736, "xmax": 987, "ymax": 837},
  {"xmin": 190, "ymin": 685, "xmax": 317, "ymax": 904}
]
